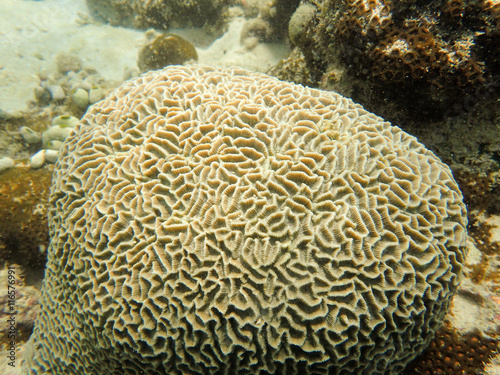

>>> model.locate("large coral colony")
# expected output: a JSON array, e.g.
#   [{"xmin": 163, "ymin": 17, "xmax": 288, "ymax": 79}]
[
  {"xmin": 22, "ymin": 65, "xmax": 467, "ymax": 374},
  {"xmin": 0, "ymin": 0, "xmax": 497, "ymax": 374},
  {"xmin": 289, "ymin": 0, "xmax": 500, "ymax": 122}
]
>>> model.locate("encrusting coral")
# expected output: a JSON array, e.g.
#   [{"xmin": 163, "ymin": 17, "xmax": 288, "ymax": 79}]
[
  {"xmin": 23, "ymin": 65, "xmax": 467, "ymax": 375},
  {"xmin": 279, "ymin": 0, "xmax": 500, "ymax": 122},
  {"xmin": 0, "ymin": 167, "xmax": 52, "ymax": 270},
  {"xmin": 405, "ymin": 321, "xmax": 499, "ymax": 375}
]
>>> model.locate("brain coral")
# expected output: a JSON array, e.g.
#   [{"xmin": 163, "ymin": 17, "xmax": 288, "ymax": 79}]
[{"xmin": 23, "ymin": 65, "xmax": 468, "ymax": 375}]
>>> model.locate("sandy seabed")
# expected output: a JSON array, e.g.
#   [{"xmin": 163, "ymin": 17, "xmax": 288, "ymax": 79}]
[{"xmin": 0, "ymin": 0, "xmax": 288, "ymax": 115}]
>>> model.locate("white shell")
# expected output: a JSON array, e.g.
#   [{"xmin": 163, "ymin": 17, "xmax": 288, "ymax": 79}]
[
  {"xmin": 19, "ymin": 126, "xmax": 42, "ymax": 144},
  {"xmin": 42, "ymin": 125, "xmax": 74, "ymax": 147},
  {"xmin": 80, "ymin": 81, "xmax": 93, "ymax": 91},
  {"xmin": 44, "ymin": 149, "xmax": 59, "ymax": 163},
  {"xmin": 48, "ymin": 85, "xmax": 65, "ymax": 101},
  {"xmin": 89, "ymin": 87, "xmax": 104, "ymax": 104},
  {"xmin": 47, "ymin": 140, "xmax": 63, "ymax": 150},
  {"xmin": 29, "ymin": 150, "xmax": 46, "ymax": 169},
  {"xmin": 71, "ymin": 88, "xmax": 90, "ymax": 110},
  {"xmin": 51, "ymin": 115, "xmax": 79, "ymax": 127},
  {"xmin": 0, "ymin": 157, "xmax": 15, "ymax": 172}
]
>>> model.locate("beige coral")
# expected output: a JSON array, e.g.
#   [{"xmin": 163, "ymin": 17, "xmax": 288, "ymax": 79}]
[{"xmin": 23, "ymin": 65, "xmax": 467, "ymax": 374}]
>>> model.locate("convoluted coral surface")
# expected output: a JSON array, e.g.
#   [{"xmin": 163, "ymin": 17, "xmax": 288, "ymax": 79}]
[{"xmin": 23, "ymin": 65, "xmax": 467, "ymax": 375}]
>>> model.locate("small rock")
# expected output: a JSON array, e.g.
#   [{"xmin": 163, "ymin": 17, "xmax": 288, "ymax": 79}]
[
  {"xmin": 83, "ymin": 74, "xmax": 103, "ymax": 88},
  {"xmin": 47, "ymin": 140, "xmax": 63, "ymax": 151},
  {"xmin": 34, "ymin": 86, "xmax": 51, "ymax": 103},
  {"xmin": 42, "ymin": 125, "xmax": 74, "ymax": 147},
  {"xmin": 89, "ymin": 86, "xmax": 105, "ymax": 104},
  {"xmin": 44, "ymin": 150, "xmax": 59, "ymax": 163},
  {"xmin": 47, "ymin": 85, "xmax": 65, "ymax": 101},
  {"xmin": 71, "ymin": 88, "xmax": 90, "ymax": 109},
  {"xmin": 37, "ymin": 69, "xmax": 49, "ymax": 81},
  {"xmin": 68, "ymin": 79, "xmax": 83, "ymax": 91},
  {"xmin": 0, "ymin": 157, "xmax": 15, "ymax": 172},
  {"xmin": 29, "ymin": 150, "xmax": 46, "ymax": 169},
  {"xmin": 52, "ymin": 115, "xmax": 79, "ymax": 127},
  {"xmin": 19, "ymin": 126, "xmax": 42, "ymax": 144},
  {"xmin": 80, "ymin": 81, "xmax": 93, "ymax": 91}
]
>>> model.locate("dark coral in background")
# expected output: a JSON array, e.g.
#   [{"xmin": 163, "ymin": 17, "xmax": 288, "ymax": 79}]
[
  {"xmin": 0, "ymin": 167, "xmax": 51, "ymax": 271},
  {"xmin": 287, "ymin": 0, "xmax": 500, "ymax": 123},
  {"xmin": 405, "ymin": 321, "xmax": 499, "ymax": 375}
]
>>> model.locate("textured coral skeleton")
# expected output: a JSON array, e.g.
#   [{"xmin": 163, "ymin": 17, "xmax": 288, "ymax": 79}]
[{"xmin": 23, "ymin": 64, "xmax": 467, "ymax": 375}]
